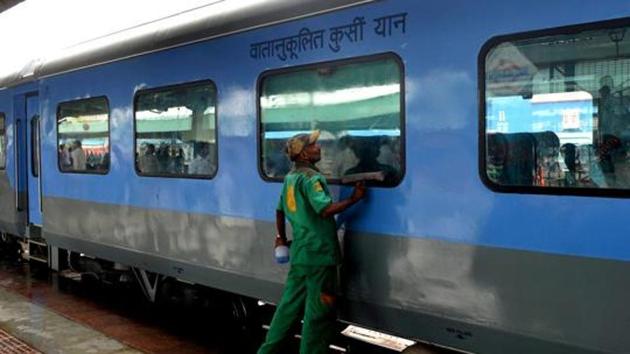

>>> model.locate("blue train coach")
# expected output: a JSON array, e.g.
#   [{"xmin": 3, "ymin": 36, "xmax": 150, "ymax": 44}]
[{"xmin": 0, "ymin": 0, "xmax": 630, "ymax": 353}]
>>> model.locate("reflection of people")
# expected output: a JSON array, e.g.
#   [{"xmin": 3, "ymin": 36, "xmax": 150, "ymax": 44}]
[
  {"xmin": 70, "ymin": 140, "xmax": 86, "ymax": 170},
  {"xmin": 258, "ymin": 131, "xmax": 366, "ymax": 354},
  {"xmin": 487, "ymin": 133, "xmax": 507, "ymax": 183},
  {"xmin": 597, "ymin": 134, "xmax": 630, "ymax": 188},
  {"xmin": 598, "ymin": 76, "xmax": 629, "ymax": 138},
  {"xmin": 157, "ymin": 143, "xmax": 170, "ymax": 172},
  {"xmin": 100, "ymin": 152, "xmax": 110, "ymax": 171},
  {"xmin": 561, "ymin": 143, "xmax": 578, "ymax": 186},
  {"xmin": 59, "ymin": 143, "xmax": 72, "ymax": 169},
  {"xmin": 265, "ymin": 140, "xmax": 291, "ymax": 177},
  {"xmin": 599, "ymin": 135, "xmax": 620, "ymax": 172},
  {"xmin": 334, "ymin": 136, "xmax": 359, "ymax": 177},
  {"xmin": 189, "ymin": 142, "xmax": 215, "ymax": 175},
  {"xmin": 138, "ymin": 144, "xmax": 160, "ymax": 174},
  {"xmin": 167, "ymin": 147, "xmax": 185, "ymax": 174},
  {"xmin": 344, "ymin": 137, "xmax": 400, "ymax": 184},
  {"xmin": 615, "ymin": 140, "xmax": 630, "ymax": 188},
  {"xmin": 534, "ymin": 131, "xmax": 561, "ymax": 186},
  {"xmin": 599, "ymin": 82, "xmax": 616, "ymax": 136}
]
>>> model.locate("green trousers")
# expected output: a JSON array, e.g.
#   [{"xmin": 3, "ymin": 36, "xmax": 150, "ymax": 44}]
[{"xmin": 257, "ymin": 265, "xmax": 337, "ymax": 354}]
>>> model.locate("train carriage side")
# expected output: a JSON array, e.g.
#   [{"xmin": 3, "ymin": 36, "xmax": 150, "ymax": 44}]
[
  {"xmin": 0, "ymin": 82, "xmax": 42, "ymax": 239},
  {"xmin": 0, "ymin": 88, "xmax": 23, "ymax": 237},
  {"xmin": 11, "ymin": 1, "xmax": 630, "ymax": 354},
  {"xmin": 379, "ymin": 3, "xmax": 630, "ymax": 354}
]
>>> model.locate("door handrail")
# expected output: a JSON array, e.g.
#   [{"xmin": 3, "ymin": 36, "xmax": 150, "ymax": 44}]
[
  {"xmin": 14, "ymin": 120, "xmax": 19, "ymax": 211},
  {"xmin": 36, "ymin": 117, "xmax": 42, "ymax": 213}
]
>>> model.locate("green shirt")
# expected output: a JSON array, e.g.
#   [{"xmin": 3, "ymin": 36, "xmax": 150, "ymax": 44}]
[{"xmin": 277, "ymin": 162, "xmax": 340, "ymax": 266}]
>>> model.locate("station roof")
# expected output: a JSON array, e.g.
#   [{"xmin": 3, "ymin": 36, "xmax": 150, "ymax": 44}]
[
  {"xmin": 0, "ymin": 0, "xmax": 372, "ymax": 89},
  {"xmin": 0, "ymin": 0, "xmax": 22, "ymax": 13}
]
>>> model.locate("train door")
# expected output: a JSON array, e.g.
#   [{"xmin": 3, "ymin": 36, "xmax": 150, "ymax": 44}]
[
  {"xmin": 12, "ymin": 95, "xmax": 27, "ymax": 237},
  {"xmin": 13, "ymin": 92, "xmax": 42, "ymax": 235},
  {"xmin": 25, "ymin": 94, "xmax": 42, "ymax": 228}
]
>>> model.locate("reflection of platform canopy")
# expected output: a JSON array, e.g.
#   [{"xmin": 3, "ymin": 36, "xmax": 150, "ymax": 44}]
[
  {"xmin": 264, "ymin": 129, "xmax": 400, "ymax": 139},
  {"xmin": 0, "ymin": 0, "xmax": 370, "ymax": 89},
  {"xmin": 136, "ymin": 114, "xmax": 215, "ymax": 136},
  {"xmin": 58, "ymin": 114, "xmax": 108, "ymax": 134},
  {"xmin": 137, "ymin": 118, "xmax": 192, "ymax": 133},
  {"xmin": 136, "ymin": 107, "xmax": 215, "ymax": 133},
  {"xmin": 261, "ymin": 94, "xmax": 399, "ymax": 127},
  {"xmin": 261, "ymin": 58, "xmax": 401, "ymax": 130}
]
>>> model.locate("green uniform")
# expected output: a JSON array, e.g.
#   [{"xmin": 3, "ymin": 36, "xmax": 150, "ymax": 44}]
[{"xmin": 258, "ymin": 162, "xmax": 340, "ymax": 354}]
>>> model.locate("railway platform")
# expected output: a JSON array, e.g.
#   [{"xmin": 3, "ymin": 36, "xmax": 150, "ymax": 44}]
[
  {"xmin": 0, "ymin": 252, "xmax": 447, "ymax": 354},
  {"xmin": 0, "ymin": 254, "xmax": 240, "ymax": 354},
  {"xmin": 0, "ymin": 283, "xmax": 139, "ymax": 354}
]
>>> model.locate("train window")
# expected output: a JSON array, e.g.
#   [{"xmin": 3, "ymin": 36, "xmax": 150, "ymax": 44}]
[
  {"xmin": 0, "ymin": 113, "xmax": 5, "ymax": 170},
  {"xmin": 57, "ymin": 97, "xmax": 110, "ymax": 174},
  {"xmin": 31, "ymin": 117, "xmax": 39, "ymax": 178},
  {"xmin": 134, "ymin": 81, "xmax": 217, "ymax": 178},
  {"xmin": 482, "ymin": 22, "xmax": 630, "ymax": 195},
  {"xmin": 258, "ymin": 54, "xmax": 404, "ymax": 186}
]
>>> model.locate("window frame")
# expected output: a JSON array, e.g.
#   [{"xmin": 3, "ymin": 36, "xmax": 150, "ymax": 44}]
[
  {"xmin": 256, "ymin": 52, "xmax": 406, "ymax": 187},
  {"xmin": 479, "ymin": 17, "xmax": 630, "ymax": 198},
  {"xmin": 30, "ymin": 115, "xmax": 40, "ymax": 178},
  {"xmin": 132, "ymin": 79, "xmax": 219, "ymax": 180},
  {"xmin": 0, "ymin": 113, "xmax": 5, "ymax": 170},
  {"xmin": 56, "ymin": 96, "xmax": 111, "ymax": 175}
]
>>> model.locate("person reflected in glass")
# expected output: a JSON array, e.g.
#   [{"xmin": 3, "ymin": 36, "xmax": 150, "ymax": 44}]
[
  {"xmin": 598, "ymin": 134, "xmax": 630, "ymax": 189},
  {"xmin": 377, "ymin": 136, "xmax": 401, "ymax": 172},
  {"xmin": 265, "ymin": 140, "xmax": 291, "ymax": 177},
  {"xmin": 100, "ymin": 152, "xmax": 110, "ymax": 172},
  {"xmin": 487, "ymin": 133, "xmax": 507, "ymax": 184},
  {"xmin": 344, "ymin": 136, "xmax": 400, "ymax": 184},
  {"xmin": 534, "ymin": 132, "xmax": 561, "ymax": 187},
  {"xmin": 598, "ymin": 134, "xmax": 622, "ymax": 187},
  {"xmin": 615, "ymin": 139, "xmax": 630, "ymax": 188},
  {"xmin": 561, "ymin": 143, "xmax": 578, "ymax": 186},
  {"xmin": 167, "ymin": 146, "xmax": 185, "ymax": 174},
  {"xmin": 599, "ymin": 83, "xmax": 615, "ymax": 135},
  {"xmin": 138, "ymin": 143, "xmax": 160, "ymax": 174},
  {"xmin": 86, "ymin": 151, "xmax": 99, "ymax": 170},
  {"xmin": 334, "ymin": 135, "xmax": 359, "ymax": 177},
  {"xmin": 156, "ymin": 143, "xmax": 170, "ymax": 173},
  {"xmin": 189, "ymin": 142, "xmax": 215, "ymax": 175},
  {"xmin": 70, "ymin": 140, "xmax": 86, "ymax": 171},
  {"xmin": 59, "ymin": 143, "xmax": 72, "ymax": 170},
  {"xmin": 598, "ymin": 75, "xmax": 630, "ymax": 138}
]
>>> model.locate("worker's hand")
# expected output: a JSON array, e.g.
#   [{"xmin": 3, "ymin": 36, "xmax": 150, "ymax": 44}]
[
  {"xmin": 350, "ymin": 181, "xmax": 366, "ymax": 202},
  {"xmin": 275, "ymin": 235, "xmax": 288, "ymax": 248}
]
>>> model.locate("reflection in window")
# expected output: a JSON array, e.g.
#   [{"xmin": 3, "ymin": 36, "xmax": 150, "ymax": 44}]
[
  {"xmin": 259, "ymin": 55, "xmax": 403, "ymax": 186},
  {"xmin": 485, "ymin": 25, "xmax": 630, "ymax": 190},
  {"xmin": 31, "ymin": 117, "xmax": 40, "ymax": 177},
  {"xmin": 135, "ymin": 81, "xmax": 217, "ymax": 178},
  {"xmin": 57, "ymin": 97, "xmax": 109, "ymax": 174},
  {"xmin": 0, "ymin": 114, "xmax": 5, "ymax": 169}
]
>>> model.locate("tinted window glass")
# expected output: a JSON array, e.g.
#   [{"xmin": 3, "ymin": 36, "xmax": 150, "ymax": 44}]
[
  {"xmin": 0, "ymin": 114, "xmax": 5, "ymax": 169},
  {"xmin": 484, "ymin": 25, "xmax": 630, "ymax": 191},
  {"xmin": 57, "ymin": 97, "xmax": 110, "ymax": 174},
  {"xmin": 135, "ymin": 81, "xmax": 217, "ymax": 178},
  {"xmin": 31, "ymin": 117, "xmax": 39, "ymax": 177},
  {"xmin": 259, "ymin": 55, "xmax": 404, "ymax": 186}
]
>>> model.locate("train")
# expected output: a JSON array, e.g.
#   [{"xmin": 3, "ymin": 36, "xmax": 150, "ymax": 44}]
[{"xmin": 1, "ymin": 0, "xmax": 630, "ymax": 353}]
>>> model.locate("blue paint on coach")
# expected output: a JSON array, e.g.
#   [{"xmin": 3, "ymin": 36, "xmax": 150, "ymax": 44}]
[{"xmin": 34, "ymin": 0, "xmax": 630, "ymax": 263}]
